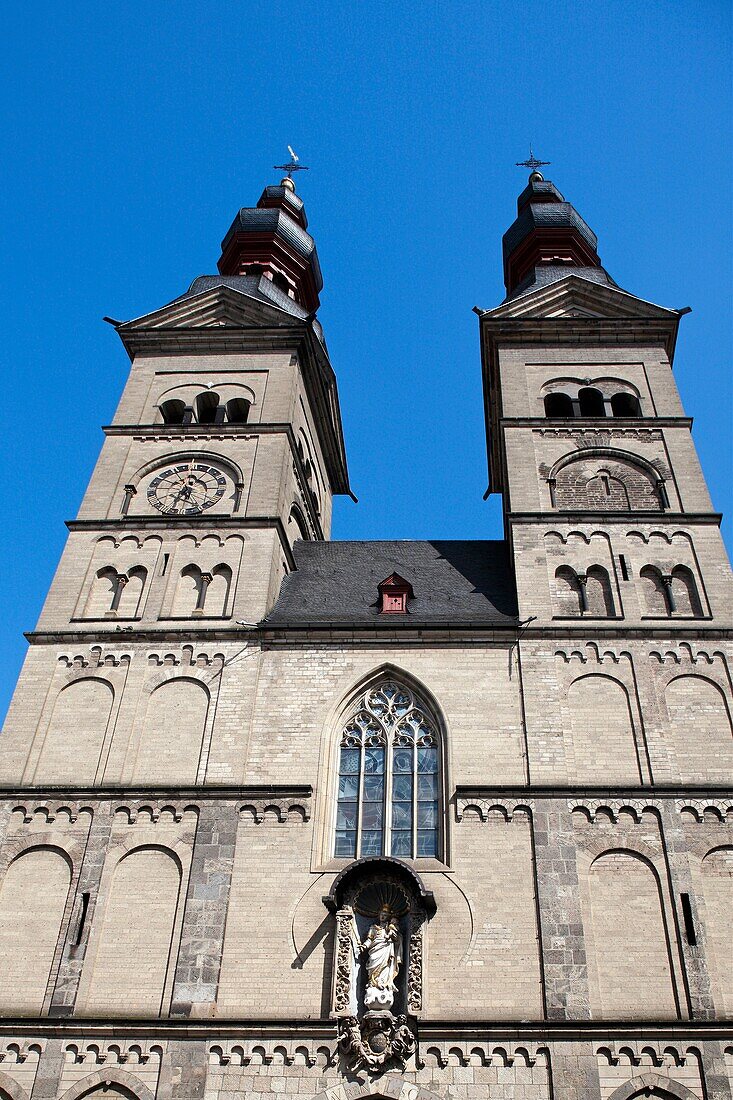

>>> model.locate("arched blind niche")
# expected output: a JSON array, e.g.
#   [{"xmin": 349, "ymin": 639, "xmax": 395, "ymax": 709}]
[{"xmin": 335, "ymin": 680, "xmax": 441, "ymax": 861}]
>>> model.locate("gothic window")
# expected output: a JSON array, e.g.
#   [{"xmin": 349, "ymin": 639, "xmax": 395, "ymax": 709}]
[
  {"xmin": 578, "ymin": 386, "xmax": 606, "ymax": 417},
  {"xmin": 611, "ymin": 391, "xmax": 642, "ymax": 417},
  {"xmin": 544, "ymin": 391, "xmax": 575, "ymax": 418},
  {"xmin": 335, "ymin": 681, "xmax": 441, "ymax": 861}
]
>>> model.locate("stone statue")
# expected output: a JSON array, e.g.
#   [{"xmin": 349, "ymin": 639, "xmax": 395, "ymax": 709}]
[{"xmin": 360, "ymin": 904, "xmax": 403, "ymax": 1009}]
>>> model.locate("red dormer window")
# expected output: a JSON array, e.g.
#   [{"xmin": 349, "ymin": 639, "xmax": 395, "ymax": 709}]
[{"xmin": 378, "ymin": 573, "xmax": 414, "ymax": 615}]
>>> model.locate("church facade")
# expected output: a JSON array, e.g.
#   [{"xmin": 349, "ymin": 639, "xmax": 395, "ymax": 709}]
[{"xmin": 0, "ymin": 168, "xmax": 731, "ymax": 1100}]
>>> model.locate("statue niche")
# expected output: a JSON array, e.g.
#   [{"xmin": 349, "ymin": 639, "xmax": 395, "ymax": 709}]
[{"xmin": 324, "ymin": 857, "xmax": 435, "ymax": 1073}]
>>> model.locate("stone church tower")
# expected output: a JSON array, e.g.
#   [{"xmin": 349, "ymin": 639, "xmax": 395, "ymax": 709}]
[{"xmin": 0, "ymin": 167, "xmax": 731, "ymax": 1100}]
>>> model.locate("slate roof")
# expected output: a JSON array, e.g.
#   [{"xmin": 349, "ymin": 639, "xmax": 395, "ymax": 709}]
[
  {"xmin": 220, "ymin": 206, "xmax": 323, "ymax": 291},
  {"xmin": 502, "ymin": 200, "xmax": 599, "ymax": 261},
  {"xmin": 505, "ymin": 263, "xmax": 620, "ymax": 302},
  {"xmin": 263, "ymin": 540, "xmax": 518, "ymax": 628}
]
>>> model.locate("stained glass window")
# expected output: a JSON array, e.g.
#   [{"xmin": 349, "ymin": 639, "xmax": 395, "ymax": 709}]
[{"xmin": 334, "ymin": 681, "xmax": 441, "ymax": 860}]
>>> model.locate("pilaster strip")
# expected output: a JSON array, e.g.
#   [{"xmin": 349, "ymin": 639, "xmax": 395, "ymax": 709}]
[
  {"xmin": 29, "ymin": 1039, "xmax": 65, "ymax": 1100},
  {"xmin": 658, "ymin": 801, "xmax": 716, "ymax": 1020},
  {"xmin": 49, "ymin": 803, "xmax": 114, "ymax": 1015},
  {"xmin": 169, "ymin": 801, "xmax": 238, "ymax": 1017},
  {"xmin": 532, "ymin": 798, "xmax": 591, "ymax": 1020}
]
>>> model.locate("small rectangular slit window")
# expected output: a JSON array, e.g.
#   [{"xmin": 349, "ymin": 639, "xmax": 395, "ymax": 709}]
[
  {"xmin": 681, "ymin": 892, "xmax": 697, "ymax": 945},
  {"xmin": 161, "ymin": 553, "xmax": 170, "ymax": 576},
  {"xmin": 75, "ymin": 891, "xmax": 90, "ymax": 946},
  {"xmin": 619, "ymin": 554, "xmax": 629, "ymax": 581}
]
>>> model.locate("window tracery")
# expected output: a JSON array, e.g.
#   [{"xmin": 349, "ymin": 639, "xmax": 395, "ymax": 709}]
[{"xmin": 335, "ymin": 682, "xmax": 440, "ymax": 861}]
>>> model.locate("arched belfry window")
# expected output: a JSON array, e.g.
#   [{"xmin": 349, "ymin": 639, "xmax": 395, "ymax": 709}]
[{"xmin": 335, "ymin": 681, "xmax": 441, "ymax": 861}]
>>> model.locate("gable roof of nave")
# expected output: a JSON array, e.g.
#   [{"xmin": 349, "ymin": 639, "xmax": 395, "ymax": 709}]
[{"xmin": 264, "ymin": 539, "xmax": 518, "ymax": 629}]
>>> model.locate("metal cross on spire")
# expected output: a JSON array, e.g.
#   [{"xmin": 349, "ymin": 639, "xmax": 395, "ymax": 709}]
[
  {"xmin": 274, "ymin": 145, "xmax": 310, "ymax": 179},
  {"xmin": 515, "ymin": 146, "xmax": 551, "ymax": 172}
]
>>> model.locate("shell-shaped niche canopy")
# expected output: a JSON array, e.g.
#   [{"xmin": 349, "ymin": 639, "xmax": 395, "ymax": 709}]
[
  {"xmin": 323, "ymin": 855, "xmax": 436, "ymax": 916},
  {"xmin": 353, "ymin": 880, "xmax": 411, "ymax": 919}
]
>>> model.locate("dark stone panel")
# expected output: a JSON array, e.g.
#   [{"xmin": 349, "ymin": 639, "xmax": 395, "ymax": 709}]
[
  {"xmin": 169, "ymin": 801, "xmax": 238, "ymax": 1017},
  {"xmin": 532, "ymin": 799, "xmax": 592, "ymax": 1019}
]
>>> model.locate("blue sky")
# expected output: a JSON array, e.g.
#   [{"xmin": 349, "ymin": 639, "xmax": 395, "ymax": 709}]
[{"xmin": 0, "ymin": 1, "xmax": 730, "ymax": 723}]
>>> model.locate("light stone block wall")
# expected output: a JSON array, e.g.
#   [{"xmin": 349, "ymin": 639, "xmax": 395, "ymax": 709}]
[
  {"xmin": 37, "ymin": 523, "xmax": 295, "ymax": 631},
  {"xmin": 687, "ymin": 838, "xmax": 733, "ymax": 1020},
  {"xmin": 217, "ymin": 814, "xmax": 325, "ymax": 1019},
  {"xmin": 595, "ymin": 1044, "xmax": 705, "ymax": 1099},
  {"xmin": 518, "ymin": 637, "xmax": 733, "ymax": 786},
  {"xmin": 565, "ymin": 674, "xmax": 641, "ymax": 784},
  {"xmin": 430, "ymin": 811, "xmax": 543, "ymax": 1018},
  {"xmin": 574, "ymin": 810, "xmax": 685, "ymax": 1022},
  {"xmin": 244, "ymin": 644, "xmax": 527, "ymax": 799}
]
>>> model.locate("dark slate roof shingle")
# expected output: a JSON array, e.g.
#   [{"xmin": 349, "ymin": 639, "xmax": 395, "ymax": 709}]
[
  {"xmin": 505, "ymin": 264, "xmax": 619, "ymax": 301},
  {"xmin": 263, "ymin": 540, "xmax": 518, "ymax": 628}
]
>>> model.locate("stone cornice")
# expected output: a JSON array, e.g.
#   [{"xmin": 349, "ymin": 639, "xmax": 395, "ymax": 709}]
[
  {"xmin": 454, "ymin": 784, "xmax": 733, "ymax": 799},
  {"xmin": 102, "ymin": 422, "xmax": 295, "ymax": 436},
  {"xmin": 0, "ymin": 1018, "xmax": 729, "ymax": 1040},
  {"xmin": 24, "ymin": 623, "xmax": 733, "ymax": 645},
  {"xmin": 0, "ymin": 783, "xmax": 312, "ymax": 801},
  {"xmin": 1, "ymin": 784, "xmax": 727, "ymax": 802},
  {"xmin": 507, "ymin": 510, "xmax": 723, "ymax": 525},
  {"xmin": 503, "ymin": 416, "xmax": 693, "ymax": 429}
]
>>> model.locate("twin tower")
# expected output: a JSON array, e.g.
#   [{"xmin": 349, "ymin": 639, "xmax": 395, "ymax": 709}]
[{"xmin": 0, "ymin": 170, "xmax": 731, "ymax": 1100}]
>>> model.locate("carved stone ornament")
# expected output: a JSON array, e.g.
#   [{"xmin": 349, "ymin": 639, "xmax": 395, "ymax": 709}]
[
  {"xmin": 338, "ymin": 1012, "xmax": 416, "ymax": 1073},
  {"xmin": 326, "ymin": 857, "xmax": 433, "ymax": 1075}
]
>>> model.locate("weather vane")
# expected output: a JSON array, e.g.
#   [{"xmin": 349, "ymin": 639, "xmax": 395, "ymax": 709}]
[
  {"xmin": 274, "ymin": 145, "xmax": 310, "ymax": 179},
  {"xmin": 515, "ymin": 146, "xmax": 551, "ymax": 172}
]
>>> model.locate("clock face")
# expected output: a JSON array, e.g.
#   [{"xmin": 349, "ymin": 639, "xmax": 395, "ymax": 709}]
[{"xmin": 147, "ymin": 461, "xmax": 227, "ymax": 515}]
